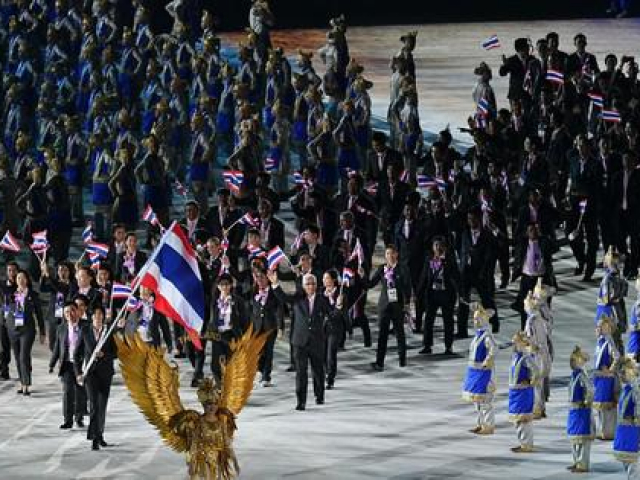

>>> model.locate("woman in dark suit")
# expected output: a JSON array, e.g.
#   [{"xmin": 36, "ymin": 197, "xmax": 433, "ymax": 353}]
[
  {"xmin": 128, "ymin": 286, "xmax": 173, "ymax": 351},
  {"xmin": 195, "ymin": 273, "xmax": 247, "ymax": 386},
  {"xmin": 418, "ymin": 237, "xmax": 460, "ymax": 355},
  {"xmin": 322, "ymin": 269, "xmax": 347, "ymax": 390},
  {"xmin": 6, "ymin": 270, "xmax": 45, "ymax": 395}
]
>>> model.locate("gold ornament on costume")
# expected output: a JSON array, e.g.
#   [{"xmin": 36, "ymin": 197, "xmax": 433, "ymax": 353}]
[
  {"xmin": 603, "ymin": 246, "xmax": 619, "ymax": 268},
  {"xmin": 596, "ymin": 314, "xmax": 616, "ymax": 333},
  {"xmin": 512, "ymin": 330, "xmax": 531, "ymax": 348},
  {"xmin": 472, "ymin": 302, "xmax": 494, "ymax": 324},
  {"xmin": 617, "ymin": 357, "xmax": 638, "ymax": 381},
  {"xmin": 523, "ymin": 291, "xmax": 539, "ymax": 314},
  {"xmin": 569, "ymin": 345, "xmax": 589, "ymax": 368},
  {"xmin": 115, "ymin": 326, "xmax": 269, "ymax": 480}
]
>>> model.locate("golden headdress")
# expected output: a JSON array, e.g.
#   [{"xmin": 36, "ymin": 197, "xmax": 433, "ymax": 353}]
[
  {"xmin": 523, "ymin": 291, "xmax": 539, "ymax": 314},
  {"xmin": 512, "ymin": 330, "xmax": 531, "ymax": 348},
  {"xmin": 569, "ymin": 345, "xmax": 589, "ymax": 367},
  {"xmin": 472, "ymin": 302, "xmax": 495, "ymax": 324},
  {"xmin": 197, "ymin": 377, "xmax": 222, "ymax": 405},
  {"xmin": 596, "ymin": 314, "xmax": 616, "ymax": 333},
  {"xmin": 604, "ymin": 246, "xmax": 620, "ymax": 268},
  {"xmin": 617, "ymin": 357, "xmax": 638, "ymax": 380}
]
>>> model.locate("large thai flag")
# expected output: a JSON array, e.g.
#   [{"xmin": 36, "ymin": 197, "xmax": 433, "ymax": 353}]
[
  {"xmin": 481, "ymin": 35, "xmax": 500, "ymax": 50},
  {"xmin": 139, "ymin": 222, "xmax": 205, "ymax": 350}
]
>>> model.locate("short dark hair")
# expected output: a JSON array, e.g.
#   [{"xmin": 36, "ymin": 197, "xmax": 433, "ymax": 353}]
[{"xmin": 372, "ymin": 131, "xmax": 388, "ymax": 144}]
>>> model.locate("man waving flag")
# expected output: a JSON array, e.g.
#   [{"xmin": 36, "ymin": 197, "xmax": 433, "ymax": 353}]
[{"xmin": 139, "ymin": 222, "xmax": 205, "ymax": 349}]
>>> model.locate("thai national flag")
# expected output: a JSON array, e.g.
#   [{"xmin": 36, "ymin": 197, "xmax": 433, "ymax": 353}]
[
  {"xmin": 221, "ymin": 237, "xmax": 230, "ymax": 252},
  {"xmin": 400, "ymin": 170, "xmax": 410, "ymax": 183},
  {"xmin": 82, "ymin": 223, "xmax": 93, "ymax": 244},
  {"xmin": 579, "ymin": 199, "xmax": 588, "ymax": 213},
  {"xmin": 240, "ymin": 212, "xmax": 259, "ymax": 228},
  {"xmin": 291, "ymin": 232, "xmax": 304, "ymax": 251},
  {"xmin": 417, "ymin": 175, "xmax": 437, "ymax": 188},
  {"xmin": 293, "ymin": 172, "xmax": 306, "ymax": 185},
  {"xmin": 349, "ymin": 238, "xmax": 365, "ymax": 266},
  {"xmin": 342, "ymin": 267, "xmax": 354, "ymax": 285},
  {"xmin": 111, "ymin": 282, "xmax": 132, "ymax": 300},
  {"xmin": 264, "ymin": 157, "xmax": 279, "ymax": 173},
  {"xmin": 0, "ymin": 231, "xmax": 21, "ymax": 252},
  {"xmin": 125, "ymin": 296, "xmax": 142, "ymax": 312},
  {"xmin": 88, "ymin": 252, "xmax": 101, "ymax": 270},
  {"xmin": 247, "ymin": 244, "xmax": 266, "ymax": 259},
  {"xmin": 31, "ymin": 230, "xmax": 49, "ymax": 252},
  {"xmin": 435, "ymin": 177, "xmax": 448, "ymax": 191},
  {"xmin": 601, "ymin": 109, "xmax": 621, "ymax": 123},
  {"xmin": 546, "ymin": 69, "xmax": 565, "ymax": 84},
  {"xmin": 174, "ymin": 180, "xmax": 188, "ymax": 197},
  {"xmin": 477, "ymin": 98, "xmax": 491, "ymax": 116},
  {"xmin": 365, "ymin": 183, "xmax": 378, "ymax": 196},
  {"xmin": 86, "ymin": 241, "xmax": 110, "ymax": 258},
  {"xmin": 588, "ymin": 92, "xmax": 604, "ymax": 108},
  {"xmin": 481, "ymin": 35, "xmax": 500, "ymax": 50},
  {"xmin": 142, "ymin": 205, "xmax": 159, "ymax": 226},
  {"xmin": 267, "ymin": 246, "xmax": 286, "ymax": 270},
  {"xmin": 223, "ymin": 170, "xmax": 244, "ymax": 193},
  {"xmin": 481, "ymin": 198, "xmax": 493, "ymax": 212},
  {"xmin": 139, "ymin": 222, "xmax": 206, "ymax": 350}
]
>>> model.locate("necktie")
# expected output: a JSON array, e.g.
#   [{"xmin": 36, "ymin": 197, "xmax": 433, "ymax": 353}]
[{"xmin": 403, "ymin": 220, "xmax": 410, "ymax": 239}]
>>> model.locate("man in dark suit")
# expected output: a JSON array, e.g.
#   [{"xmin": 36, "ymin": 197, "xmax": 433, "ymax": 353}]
[
  {"xmin": 116, "ymin": 232, "xmax": 148, "ymax": 284},
  {"xmin": 367, "ymin": 130, "xmax": 403, "ymax": 182},
  {"xmin": 457, "ymin": 207, "xmax": 499, "ymax": 337},
  {"xmin": 179, "ymin": 200, "xmax": 210, "ymax": 246},
  {"xmin": 511, "ymin": 223, "xmax": 556, "ymax": 329},
  {"xmin": 417, "ymin": 238, "xmax": 459, "ymax": 354},
  {"xmin": 206, "ymin": 188, "xmax": 244, "ymax": 262},
  {"xmin": 74, "ymin": 305, "xmax": 117, "ymax": 451},
  {"xmin": 49, "ymin": 302, "xmax": 86, "ymax": 430},
  {"xmin": 106, "ymin": 224, "xmax": 127, "ymax": 281},
  {"xmin": 613, "ymin": 151, "xmax": 640, "ymax": 278},
  {"xmin": 377, "ymin": 164, "xmax": 410, "ymax": 245},
  {"xmin": 565, "ymin": 135, "xmax": 603, "ymax": 281},
  {"xmin": 334, "ymin": 173, "xmax": 378, "ymax": 251},
  {"xmin": 514, "ymin": 189, "xmax": 557, "ymax": 246},
  {"xmin": 258, "ymin": 198, "xmax": 285, "ymax": 250},
  {"xmin": 247, "ymin": 267, "xmax": 283, "ymax": 387},
  {"xmin": 597, "ymin": 137, "xmax": 623, "ymax": 254},
  {"xmin": 499, "ymin": 38, "xmax": 533, "ymax": 108},
  {"xmin": 270, "ymin": 270, "xmax": 331, "ymax": 411},
  {"xmin": 366, "ymin": 244, "xmax": 411, "ymax": 370},
  {"xmin": 297, "ymin": 225, "xmax": 331, "ymax": 273},
  {"xmin": 394, "ymin": 202, "xmax": 428, "ymax": 331},
  {"xmin": 565, "ymin": 33, "xmax": 599, "ymax": 78}
]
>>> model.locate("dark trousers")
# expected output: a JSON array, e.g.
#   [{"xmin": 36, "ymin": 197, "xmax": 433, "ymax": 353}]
[
  {"xmin": 619, "ymin": 209, "xmax": 640, "ymax": 277},
  {"xmin": 258, "ymin": 330, "xmax": 277, "ymax": 382},
  {"xmin": 516, "ymin": 274, "xmax": 540, "ymax": 330},
  {"xmin": 497, "ymin": 243, "xmax": 510, "ymax": 286},
  {"xmin": 566, "ymin": 210, "xmax": 599, "ymax": 278},
  {"xmin": 423, "ymin": 291, "xmax": 456, "ymax": 350},
  {"xmin": 325, "ymin": 333, "xmax": 340, "ymax": 384},
  {"xmin": 457, "ymin": 277, "xmax": 499, "ymax": 335},
  {"xmin": 294, "ymin": 344, "xmax": 325, "ymax": 406},
  {"xmin": 85, "ymin": 371, "xmax": 112, "ymax": 441},
  {"xmin": 60, "ymin": 361, "xmax": 87, "ymax": 423},
  {"xmin": 8, "ymin": 329, "xmax": 35, "ymax": 386},
  {"xmin": 46, "ymin": 318, "xmax": 61, "ymax": 353},
  {"xmin": 50, "ymin": 229, "xmax": 71, "ymax": 265},
  {"xmin": 375, "ymin": 305, "xmax": 406, "ymax": 367},
  {"xmin": 0, "ymin": 324, "xmax": 11, "ymax": 376},
  {"xmin": 174, "ymin": 324, "xmax": 186, "ymax": 353},
  {"xmin": 194, "ymin": 337, "xmax": 231, "ymax": 382}
]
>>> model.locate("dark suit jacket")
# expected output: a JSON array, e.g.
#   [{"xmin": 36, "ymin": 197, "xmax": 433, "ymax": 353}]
[
  {"xmin": 377, "ymin": 181, "xmax": 410, "ymax": 226},
  {"xmin": 612, "ymin": 168, "xmax": 640, "ymax": 215},
  {"xmin": 259, "ymin": 216, "xmax": 285, "ymax": 250},
  {"xmin": 458, "ymin": 228, "xmax": 497, "ymax": 287},
  {"xmin": 366, "ymin": 147, "xmax": 403, "ymax": 182},
  {"xmin": 512, "ymin": 235, "xmax": 556, "ymax": 286},
  {"xmin": 203, "ymin": 293, "xmax": 247, "ymax": 337},
  {"xmin": 417, "ymin": 255, "xmax": 460, "ymax": 302},
  {"xmin": 367, "ymin": 263, "xmax": 412, "ymax": 311},
  {"xmin": 248, "ymin": 288, "xmax": 283, "ymax": 333},
  {"xmin": 179, "ymin": 217, "xmax": 210, "ymax": 245},
  {"xmin": 116, "ymin": 250, "xmax": 148, "ymax": 283},
  {"xmin": 514, "ymin": 202, "xmax": 557, "ymax": 242},
  {"xmin": 499, "ymin": 54, "xmax": 531, "ymax": 101},
  {"xmin": 49, "ymin": 322, "xmax": 79, "ymax": 375},
  {"xmin": 73, "ymin": 324, "xmax": 117, "ymax": 378},
  {"xmin": 206, "ymin": 206, "xmax": 244, "ymax": 249},
  {"xmin": 2, "ymin": 289, "xmax": 44, "ymax": 335},
  {"xmin": 272, "ymin": 286, "xmax": 330, "ymax": 353},
  {"xmin": 394, "ymin": 218, "xmax": 428, "ymax": 280},
  {"xmin": 128, "ymin": 307, "xmax": 173, "ymax": 350}
]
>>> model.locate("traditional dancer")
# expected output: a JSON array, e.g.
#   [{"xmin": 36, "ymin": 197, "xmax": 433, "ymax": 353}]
[
  {"xmin": 628, "ymin": 279, "xmax": 640, "ymax": 362},
  {"xmin": 462, "ymin": 303, "xmax": 497, "ymax": 435},
  {"xmin": 524, "ymin": 291, "xmax": 552, "ymax": 419},
  {"xmin": 613, "ymin": 357, "xmax": 640, "ymax": 479},
  {"xmin": 567, "ymin": 346, "xmax": 595, "ymax": 473},
  {"xmin": 593, "ymin": 315, "xmax": 620, "ymax": 440},
  {"xmin": 509, "ymin": 331, "xmax": 538, "ymax": 453}
]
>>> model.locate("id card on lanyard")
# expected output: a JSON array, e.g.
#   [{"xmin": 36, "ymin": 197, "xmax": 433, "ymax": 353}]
[
  {"xmin": 55, "ymin": 292, "xmax": 65, "ymax": 319},
  {"xmin": 387, "ymin": 288, "xmax": 398, "ymax": 303},
  {"xmin": 14, "ymin": 294, "xmax": 25, "ymax": 328}
]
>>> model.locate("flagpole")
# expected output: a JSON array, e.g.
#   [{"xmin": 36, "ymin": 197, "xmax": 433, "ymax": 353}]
[{"xmin": 81, "ymin": 221, "xmax": 177, "ymax": 377}]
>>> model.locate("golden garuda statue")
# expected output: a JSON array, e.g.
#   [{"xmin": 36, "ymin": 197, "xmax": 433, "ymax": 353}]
[{"xmin": 115, "ymin": 326, "xmax": 269, "ymax": 480}]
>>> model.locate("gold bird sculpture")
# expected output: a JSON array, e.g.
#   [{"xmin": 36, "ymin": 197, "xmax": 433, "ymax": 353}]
[{"xmin": 115, "ymin": 326, "xmax": 269, "ymax": 480}]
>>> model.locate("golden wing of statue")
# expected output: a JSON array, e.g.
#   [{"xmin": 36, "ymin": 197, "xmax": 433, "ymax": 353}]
[
  {"xmin": 114, "ymin": 333, "xmax": 198, "ymax": 452},
  {"xmin": 219, "ymin": 325, "xmax": 271, "ymax": 416}
]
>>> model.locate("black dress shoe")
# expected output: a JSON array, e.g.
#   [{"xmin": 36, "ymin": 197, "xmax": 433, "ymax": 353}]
[
  {"xmin": 92, "ymin": 440, "xmax": 100, "ymax": 451},
  {"xmin": 581, "ymin": 275, "xmax": 593, "ymax": 282},
  {"xmin": 16, "ymin": 388, "xmax": 23, "ymax": 394},
  {"xmin": 23, "ymin": 390, "xmax": 31, "ymax": 396},
  {"xmin": 399, "ymin": 360, "xmax": 407, "ymax": 367},
  {"xmin": 99, "ymin": 438, "xmax": 108, "ymax": 447},
  {"xmin": 76, "ymin": 419, "xmax": 85, "ymax": 428},
  {"xmin": 326, "ymin": 382, "xmax": 334, "ymax": 390},
  {"xmin": 190, "ymin": 378, "xmax": 200, "ymax": 388},
  {"xmin": 316, "ymin": 398, "xmax": 324, "ymax": 405},
  {"xmin": 455, "ymin": 332, "xmax": 469, "ymax": 339},
  {"xmin": 285, "ymin": 365, "xmax": 296, "ymax": 372},
  {"xmin": 60, "ymin": 422, "xmax": 73, "ymax": 429},
  {"xmin": 0, "ymin": 371, "xmax": 9, "ymax": 380},
  {"xmin": 444, "ymin": 348, "xmax": 455, "ymax": 356},
  {"xmin": 419, "ymin": 347, "xmax": 432, "ymax": 355},
  {"xmin": 574, "ymin": 265, "xmax": 584, "ymax": 276},
  {"xmin": 370, "ymin": 362, "xmax": 384, "ymax": 372},
  {"xmin": 295, "ymin": 404, "xmax": 306, "ymax": 411}
]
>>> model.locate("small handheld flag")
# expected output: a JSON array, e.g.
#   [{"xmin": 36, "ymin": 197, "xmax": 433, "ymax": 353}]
[
  {"xmin": 546, "ymin": 69, "xmax": 564, "ymax": 84},
  {"xmin": 240, "ymin": 212, "xmax": 259, "ymax": 228},
  {"xmin": 125, "ymin": 295, "xmax": 142, "ymax": 312},
  {"xmin": 111, "ymin": 282, "xmax": 133, "ymax": 300},
  {"xmin": 82, "ymin": 223, "xmax": 93, "ymax": 244},
  {"xmin": 86, "ymin": 241, "xmax": 110, "ymax": 258},
  {"xmin": 293, "ymin": 172, "xmax": 306, "ymax": 186},
  {"xmin": 223, "ymin": 170, "xmax": 244, "ymax": 194},
  {"xmin": 477, "ymin": 97, "xmax": 491, "ymax": 116},
  {"xmin": 588, "ymin": 92, "xmax": 604, "ymax": 108},
  {"xmin": 142, "ymin": 205, "xmax": 159, "ymax": 226},
  {"xmin": 247, "ymin": 244, "xmax": 266, "ymax": 259},
  {"xmin": 417, "ymin": 175, "xmax": 437, "ymax": 189},
  {"xmin": 30, "ymin": 230, "xmax": 49, "ymax": 252},
  {"xmin": 0, "ymin": 231, "xmax": 21, "ymax": 252},
  {"xmin": 174, "ymin": 180, "xmax": 188, "ymax": 198},
  {"xmin": 264, "ymin": 157, "xmax": 279, "ymax": 173},
  {"xmin": 579, "ymin": 199, "xmax": 588, "ymax": 213},
  {"xmin": 88, "ymin": 252, "xmax": 101, "ymax": 270},
  {"xmin": 342, "ymin": 267, "xmax": 355, "ymax": 285},
  {"xmin": 267, "ymin": 246, "xmax": 286, "ymax": 270},
  {"xmin": 481, "ymin": 35, "xmax": 500, "ymax": 50},
  {"xmin": 601, "ymin": 109, "xmax": 621, "ymax": 123}
]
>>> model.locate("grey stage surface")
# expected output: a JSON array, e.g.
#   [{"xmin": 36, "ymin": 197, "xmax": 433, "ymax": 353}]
[{"xmin": 2, "ymin": 16, "xmax": 640, "ymax": 480}]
